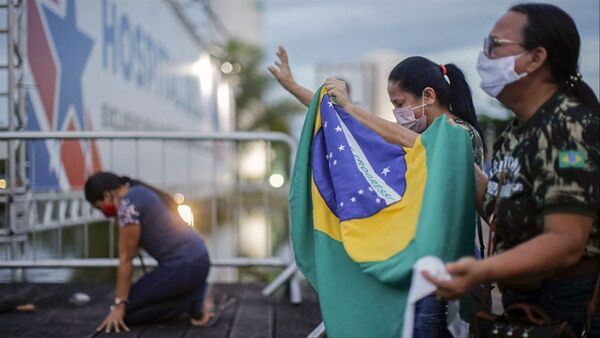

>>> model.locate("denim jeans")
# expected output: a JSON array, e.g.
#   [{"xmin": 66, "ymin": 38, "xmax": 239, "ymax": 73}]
[
  {"xmin": 502, "ymin": 272, "xmax": 600, "ymax": 337},
  {"xmin": 413, "ymin": 294, "xmax": 452, "ymax": 338},
  {"xmin": 124, "ymin": 261, "xmax": 210, "ymax": 325}
]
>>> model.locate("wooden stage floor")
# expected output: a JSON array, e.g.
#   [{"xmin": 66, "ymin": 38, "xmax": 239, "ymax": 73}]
[{"xmin": 0, "ymin": 282, "xmax": 322, "ymax": 338}]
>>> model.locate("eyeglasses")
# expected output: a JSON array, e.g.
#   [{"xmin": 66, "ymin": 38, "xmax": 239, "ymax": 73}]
[{"xmin": 483, "ymin": 36, "xmax": 524, "ymax": 56}]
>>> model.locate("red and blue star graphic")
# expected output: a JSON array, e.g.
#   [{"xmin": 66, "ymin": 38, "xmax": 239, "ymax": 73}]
[{"xmin": 27, "ymin": 0, "xmax": 101, "ymax": 190}]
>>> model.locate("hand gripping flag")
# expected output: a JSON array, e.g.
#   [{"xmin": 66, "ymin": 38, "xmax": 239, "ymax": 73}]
[{"xmin": 289, "ymin": 87, "xmax": 476, "ymax": 337}]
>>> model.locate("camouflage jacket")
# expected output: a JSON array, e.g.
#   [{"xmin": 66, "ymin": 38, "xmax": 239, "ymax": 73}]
[
  {"xmin": 454, "ymin": 118, "xmax": 485, "ymax": 168},
  {"xmin": 482, "ymin": 91, "xmax": 599, "ymax": 256}
]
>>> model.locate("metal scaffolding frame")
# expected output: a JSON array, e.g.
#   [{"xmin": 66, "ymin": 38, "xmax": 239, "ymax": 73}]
[
  {"xmin": 0, "ymin": 0, "xmax": 27, "ymax": 187},
  {"xmin": 0, "ymin": 0, "xmax": 27, "ymax": 279}
]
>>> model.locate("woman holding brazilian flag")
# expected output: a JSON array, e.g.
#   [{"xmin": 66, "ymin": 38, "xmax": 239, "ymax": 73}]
[{"xmin": 271, "ymin": 49, "xmax": 484, "ymax": 336}]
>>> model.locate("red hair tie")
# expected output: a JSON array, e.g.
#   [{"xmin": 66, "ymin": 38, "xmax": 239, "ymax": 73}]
[{"xmin": 440, "ymin": 64, "xmax": 447, "ymax": 76}]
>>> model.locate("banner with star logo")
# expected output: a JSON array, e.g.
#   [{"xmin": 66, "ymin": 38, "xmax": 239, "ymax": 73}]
[
  {"xmin": 25, "ymin": 0, "xmax": 217, "ymax": 191},
  {"xmin": 289, "ymin": 86, "xmax": 476, "ymax": 336}
]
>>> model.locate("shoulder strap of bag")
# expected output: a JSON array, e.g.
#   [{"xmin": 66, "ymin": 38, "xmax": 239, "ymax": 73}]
[
  {"xmin": 480, "ymin": 172, "xmax": 506, "ymax": 310},
  {"xmin": 582, "ymin": 265, "xmax": 600, "ymax": 337}
]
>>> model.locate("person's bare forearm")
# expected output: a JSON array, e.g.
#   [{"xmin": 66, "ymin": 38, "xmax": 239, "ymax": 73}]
[
  {"xmin": 479, "ymin": 232, "xmax": 585, "ymax": 283},
  {"xmin": 115, "ymin": 260, "xmax": 133, "ymax": 301},
  {"xmin": 285, "ymin": 82, "xmax": 314, "ymax": 107},
  {"xmin": 344, "ymin": 103, "xmax": 418, "ymax": 147}
]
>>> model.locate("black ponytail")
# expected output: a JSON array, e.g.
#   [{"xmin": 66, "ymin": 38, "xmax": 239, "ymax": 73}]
[
  {"xmin": 127, "ymin": 177, "xmax": 178, "ymax": 213},
  {"xmin": 444, "ymin": 64, "xmax": 484, "ymax": 143},
  {"xmin": 510, "ymin": 3, "xmax": 600, "ymax": 111},
  {"xmin": 85, "ymin": 171, "xmax": 177, "ymax": 213},
  {"xmin": 571, "ymin": 81, "xmax": 599, "ymax": 112},
  {"xmin": 388, "ymin": 56, "xmax": 485, "ymax": 150}
]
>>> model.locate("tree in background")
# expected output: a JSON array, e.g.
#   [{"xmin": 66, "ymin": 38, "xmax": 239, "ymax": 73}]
[
  {"xmin": 221, "ymin": 40, "xmax": 303, "ymax": 263},
  {"xmin": 225, "ymin": 39, "xmax": 303, "ymax": 133}
]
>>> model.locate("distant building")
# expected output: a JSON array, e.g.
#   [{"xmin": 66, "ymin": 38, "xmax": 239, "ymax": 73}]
[
  {"xmin": 211, "ymin": 0, "xmax": 263, "ymax": 46},
  {"xmin": 315, "ymin": 50, "xmax": 405, "ymax": 122},
  {"xmin": 185, "ymin": 0, "xmax": 263, "ymax": 47}
]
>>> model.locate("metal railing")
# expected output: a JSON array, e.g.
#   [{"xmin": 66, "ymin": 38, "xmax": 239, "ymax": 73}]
[{"xmin": 0, "ymin": 131, "xmax": 302, "ymax": 302}]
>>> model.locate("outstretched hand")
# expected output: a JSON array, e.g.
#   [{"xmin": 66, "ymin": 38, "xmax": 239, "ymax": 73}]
[
  {"xmin": 97, "ymin": 306, "xmax": 130, "ymax": 333},
  {"xmin": 422, "ymin": 257, "xmax": 484, "ymax": 300},
  {"xmin": 324, "ymin": 77, "xmax": 351, "ymax": 108},
  {"xmin": 268, "ymin": 46, "xmax": 296, "ymax": 89}
]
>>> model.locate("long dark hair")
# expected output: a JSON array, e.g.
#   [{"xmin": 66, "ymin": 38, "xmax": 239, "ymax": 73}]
[
  {"xmin": 510, "ymin": 3, "xmax": 600, "ymax": 111},
  {"xmin": 388, "ymin": 56, "xmax": 484, "ymax": 148},
  {"xmin": 84, "ymin": 171, "xmax": 178, "ymax": 212}
]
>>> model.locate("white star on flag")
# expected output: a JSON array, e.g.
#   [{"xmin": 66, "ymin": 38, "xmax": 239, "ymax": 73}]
[
  {"xmin": 340, "ymin": 202, "xmax": 344, "ymax": 207},
  {"xmin": 381, "ymin": 167, "xmax": 391, "ymax": 176},
  {"xmin": 324, "ymin": 121, "xmax": 328, "ymax": 128},
  {"xmin": 350, "ymin": 197, "xmax": 356, "ymax": 202},
  {"xmin": 335, "ymin": 126, "xmax": 342, "ymax": 132},
  {"xmin": 368, "ymin": 187, "xmax": 374, "ymax": 192},
  {"xmin": 358, "ymin": 189, "xmax": 364, "ymax": 195},
  {"xmin": 333, "ymin": 160, "xmax": 338, "ymax": 166},
  {"xmin": 376, "ymin": 198, "xmax": 381, "ymax": 203},
  {"xmin": 338, "ymin": 144, "xmax": 345, "ymax": 151},
  {"xmin": 325, "ymin": 154, "xmax": 330, "ymax": 160}
]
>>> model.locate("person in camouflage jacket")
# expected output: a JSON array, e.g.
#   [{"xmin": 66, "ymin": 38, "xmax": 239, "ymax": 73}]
[
  {"xmin": 485, "ymin": 92, "xmax": 599, "ymax": 257},
  {"xmin": 426, "ymin": 3, "xmax": 600, "ymax": 336}
]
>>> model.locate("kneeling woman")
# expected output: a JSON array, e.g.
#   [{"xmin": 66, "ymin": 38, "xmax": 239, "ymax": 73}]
[{"xmin": 85, "ymin": 172, "xmax": 212, "ymax": 333}]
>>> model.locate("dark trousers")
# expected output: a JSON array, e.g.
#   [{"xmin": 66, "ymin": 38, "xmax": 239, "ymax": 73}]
[
  {"xmin": 413, "ymin": 295, "xmax": 452, "ymax": 338},
  {"xmin": 124, "ymin": 261, "xmax": 210, "ymax": 325},
  {"xmin": 502, "ymin": 272, "xmax": 600, "ymax": 337},
  {"xmin": 412, "ymin": 245, "xmax": 483, "ymax": 338}
]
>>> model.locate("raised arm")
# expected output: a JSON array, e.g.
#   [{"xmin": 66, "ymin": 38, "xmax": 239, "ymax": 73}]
[
  {"xmin": 267, "ymin": 46, "xmax": 314, "ymax": 107},
  {"xmin": 324, "ymin": 78, "xmax": 419, "ymax": 147}
]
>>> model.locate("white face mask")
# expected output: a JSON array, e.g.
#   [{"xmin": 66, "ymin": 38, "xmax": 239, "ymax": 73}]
[{"xmin": 476, "ymin": 51, "xmax": 528, "ymax": 97}]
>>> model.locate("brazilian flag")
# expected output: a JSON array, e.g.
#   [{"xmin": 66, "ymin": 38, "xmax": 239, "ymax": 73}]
[{"xmin": 289, "ymin": 87, "xmax": 476, "ymax": 337}]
